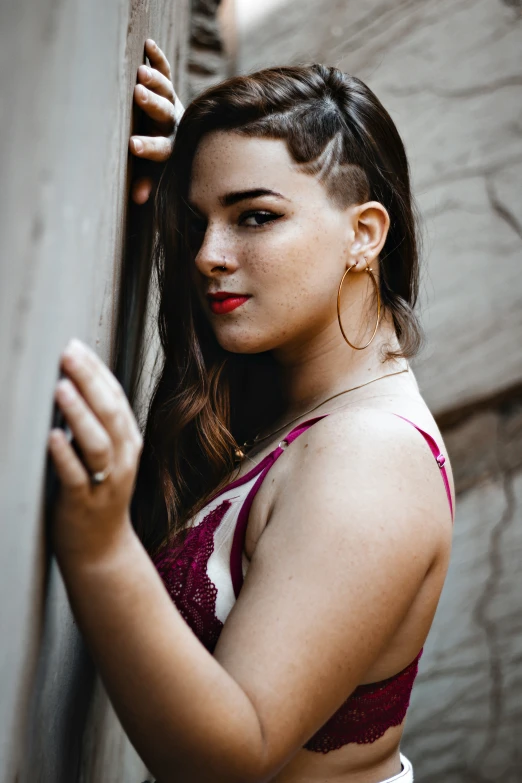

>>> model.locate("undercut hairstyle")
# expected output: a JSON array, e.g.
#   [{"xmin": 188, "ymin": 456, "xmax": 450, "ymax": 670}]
[{"xmin": 132, "ymin": 64, "xmax": 424, "ymax": 554}]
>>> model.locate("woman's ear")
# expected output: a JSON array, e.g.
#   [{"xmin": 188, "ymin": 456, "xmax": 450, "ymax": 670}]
[{"xmin": 349, "ymin": 201, "xmax": 390, "ymax": 262}]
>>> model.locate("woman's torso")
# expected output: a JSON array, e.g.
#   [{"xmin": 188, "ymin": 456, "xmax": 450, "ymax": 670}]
[{"xmin": 154, "ymin": 378, "xmax": 454, "ymax": 783}]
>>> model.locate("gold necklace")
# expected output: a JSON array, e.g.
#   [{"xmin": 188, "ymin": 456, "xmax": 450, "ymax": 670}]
[{"xmin": 234, "ymin": 366, "xmax": 409, "ymax": 461}]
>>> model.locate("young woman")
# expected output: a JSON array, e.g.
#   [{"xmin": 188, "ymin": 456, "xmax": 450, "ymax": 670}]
[{"xmin": 48, "ymin": 39, "xmax": 454, "ymax": 783}]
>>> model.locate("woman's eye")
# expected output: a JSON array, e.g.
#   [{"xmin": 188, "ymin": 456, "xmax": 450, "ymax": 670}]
[{"xmin": 239, "ymin": 211, "xmax": 282, "ymax": 228}]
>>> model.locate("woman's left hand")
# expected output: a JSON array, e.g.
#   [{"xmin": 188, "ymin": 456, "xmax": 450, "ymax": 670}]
[
  {"xmin": 129, "ymin": 39, "xmax": 183, "ymax": 205},
  {"xmin": 47, "ymin": 339, "xmax": 143, "ymax": 563}
]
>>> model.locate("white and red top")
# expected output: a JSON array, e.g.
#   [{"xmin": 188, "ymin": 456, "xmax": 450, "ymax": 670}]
[{"xmin": 152, "ymin": 414, "xmax": 453, "ymax": 752}]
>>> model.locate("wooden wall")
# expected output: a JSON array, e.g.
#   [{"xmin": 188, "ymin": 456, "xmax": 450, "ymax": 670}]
[{"xmin": 0, "ymin": 2, "xmax": 191, "ymax": 781}]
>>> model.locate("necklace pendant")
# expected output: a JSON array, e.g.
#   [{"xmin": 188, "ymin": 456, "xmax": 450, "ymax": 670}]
[{"xmin": 234, "ymin": 446, "xmax": 246, "ymax": 461}]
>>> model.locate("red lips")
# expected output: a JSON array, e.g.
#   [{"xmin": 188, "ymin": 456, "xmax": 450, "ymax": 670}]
[{"xmin": 207, "ymin": 291, "xmax": 251, "ymax": 315}]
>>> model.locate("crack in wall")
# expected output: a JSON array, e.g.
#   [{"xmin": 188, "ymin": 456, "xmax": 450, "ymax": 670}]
[
  {"xmin": 422, "ymin": 199, "xmax": 490, "ymax": 221},
  {"xmin": 328, "ymin": 0, "xmax": 424, "ymax": 58},
  {"xmin": 485, "ymin": 178, "xmax": 522, "ymax": 242},
  {"xmin": 387, "ymin": 75, "xmax": 522, "ymax": 99},
  {"xmin": 471, "ymin": 414, "xmax": 517, "ymax": 773},
  {"xmin": 502, "ymin": 0, "xmax": 522, "ymax": 13},
  {"xmin": 417, "ymin": 154, "xmax": 522, "ymax": 193}
]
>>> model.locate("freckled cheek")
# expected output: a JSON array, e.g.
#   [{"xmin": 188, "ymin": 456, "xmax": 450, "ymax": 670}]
[
  {"xmin": 245, "ymin": 255, "xmax": 298, "ymax": 315},
  {"xmin": 244, "ymin": 263, "xmax": 329, "ymax": 332},
  {"xmin": 249, "ymin": 230, "xmax": 334, "ymax": 307},
  {"xmin": 246, "ymin": 229, "xmax": 311, "ymax": 286}
]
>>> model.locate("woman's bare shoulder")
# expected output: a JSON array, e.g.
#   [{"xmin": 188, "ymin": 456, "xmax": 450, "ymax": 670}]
[
  {"xmin": 277, "ymin": 403, "xmax": 454, "ymax": 543},
  {"xmin": 287, "ymin": 403, "xmax": 437, "ymax": 466}
]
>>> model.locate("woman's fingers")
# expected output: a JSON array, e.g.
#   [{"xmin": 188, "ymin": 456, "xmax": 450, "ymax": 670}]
[
  {"xmin": 54, "ymin": 379, "xmax": 113, "ymax": 474},
  {"xmin": 145, "ymin": 38, "xmax": 172, "ymax": 80},
  {"xmin": 172, "ymin": 91, "xmax": 185, "ymax": 125},
  {"xmin": 137, "ymin": 64, "xmax": 174, "ymax": 102},
  {"xmin": 129, "ymin": 134, "xmax": 173, "ymax": 162},
  {"xmin": 64, "ymin": 340, "xmax": 122, "ymax": 397},
  {"xmin": 131, "ymin": 176, "xmax": 154, "ymax": 205},
  {"xmin": 139, "ymin": 42, "xmax": 184, "ymax": 121},
  {"xmin": 60, "ymin": 341, "xmax": 140, "ymax": 447},
  {"xmin": 48, "ymin": 428, "xmax": 90, "ymax": 490},
  {"xmin": 128, "ymin": 40, "xmax": 183, "ymax": 204},
  {"xmin": 134, "ymin": 84, "xmax": 175, "ymax": 129}
]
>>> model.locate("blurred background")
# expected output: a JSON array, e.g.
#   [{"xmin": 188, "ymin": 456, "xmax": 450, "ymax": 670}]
[{"xmin": 0, "ymin": 0, "xmax": 520, "ymax": 781}]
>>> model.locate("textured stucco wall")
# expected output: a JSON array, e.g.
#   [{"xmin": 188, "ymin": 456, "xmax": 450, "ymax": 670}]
[
  {"xmin": 0, "ymin": 2, "xmax": 192, "ymax": 781},
  {"xmin": 236, "ymin": 1, "xmax": 522, "ymax": 779},
  {"xmin": 406, "ymin": 401, "xmax": 522, "ymax": 782}
]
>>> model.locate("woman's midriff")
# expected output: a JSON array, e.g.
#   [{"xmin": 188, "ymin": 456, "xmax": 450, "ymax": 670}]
[{"xmin": 271, "ymin": 722, "xmax": 405, "ymax": 783}]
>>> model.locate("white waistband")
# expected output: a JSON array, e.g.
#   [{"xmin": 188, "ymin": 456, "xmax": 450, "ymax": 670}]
[{"xmin": 381, "ymin": 753, "xmax": 413, "ymax": 783}]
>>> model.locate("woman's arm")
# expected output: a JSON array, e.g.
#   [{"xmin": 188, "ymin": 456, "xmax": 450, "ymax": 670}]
[
  {"xmin": 48, "ymin": 342, "xmax": 449, "ymax": 783},
  {"xmin": 48, "ymin": 341, "xmax": 267, "ymax": 783},
  {"xmin": 129, "ymin": 39, "xmax": 184, "ymax": 205}
]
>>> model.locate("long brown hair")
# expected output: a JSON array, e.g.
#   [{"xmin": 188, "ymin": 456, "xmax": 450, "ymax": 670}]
[{"xmin": 132, "ymin": 64, "xmax": 423, "ymax": 554}]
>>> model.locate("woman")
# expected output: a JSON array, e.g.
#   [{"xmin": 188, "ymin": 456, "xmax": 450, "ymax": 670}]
[{"xmin": 48, "ymin": 39, "xmax": 454, "ymax": 783}]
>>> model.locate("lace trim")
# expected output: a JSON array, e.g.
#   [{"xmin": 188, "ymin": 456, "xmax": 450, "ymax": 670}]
[
  {"xmin": 152, "ymin": 500, "xmax": 231, "ymax": 653},
  {"xmin": 153, "ymin": 495, "xmax": 422, "ymax": 752},
  {"xmin": 304, "ymin": 651, "xmax": 422, "ymax": 752}
]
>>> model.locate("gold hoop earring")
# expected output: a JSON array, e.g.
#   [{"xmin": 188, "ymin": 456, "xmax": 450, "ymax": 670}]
[{"xmin": 337, "ymin": 262, "xmax": 381, "ymax": 350}]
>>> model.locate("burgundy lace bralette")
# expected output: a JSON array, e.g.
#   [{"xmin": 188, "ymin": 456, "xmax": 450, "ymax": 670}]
[{"xmin": 153, "ymin": 414, "xmax": 453, "ymax": 753}]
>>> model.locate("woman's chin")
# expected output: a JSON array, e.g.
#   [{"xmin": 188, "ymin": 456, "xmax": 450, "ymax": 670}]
[{"xmin": 214, "ymin": 329, "xmax": 278, "ymax": 355}]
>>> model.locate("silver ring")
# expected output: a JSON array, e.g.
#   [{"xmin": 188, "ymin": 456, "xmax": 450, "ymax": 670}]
[{"xmin": 90, "ymin": 466, "xmax": 112, "ymax": 485}]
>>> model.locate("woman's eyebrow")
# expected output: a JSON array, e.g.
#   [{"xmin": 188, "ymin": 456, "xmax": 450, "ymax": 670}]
[
  {"xmin": 219, "ymin": 188, "xmax": 289, "ymax": 207},
  {"xmin": 186, "ymin": 188, "xmax": 289, "ymax": 214}
]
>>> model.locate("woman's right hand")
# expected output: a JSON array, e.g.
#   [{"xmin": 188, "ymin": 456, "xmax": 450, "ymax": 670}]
[{"xmin": 129, "ymin": 39, "xmax": 184, "ymax": 205}]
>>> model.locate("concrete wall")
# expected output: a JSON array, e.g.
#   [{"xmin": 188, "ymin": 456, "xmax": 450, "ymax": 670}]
[
  {"xmin": 407, "ymin": 400, "xmax": 522, "ymax": 782},
  {"xmin": 236, "ymin": 0, "xmax": 522, "ymax": 779},
  {"xmin": 0, "ymin": 2, "xmax": 193, "ymax": 781}
]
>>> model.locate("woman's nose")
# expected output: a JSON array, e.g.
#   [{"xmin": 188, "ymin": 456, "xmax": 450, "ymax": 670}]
[{"xmin": 194, "ymin": 225, "xmax": 239, "ymax": 277}]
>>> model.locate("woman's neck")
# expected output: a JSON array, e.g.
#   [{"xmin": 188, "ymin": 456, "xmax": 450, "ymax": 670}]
[{"xmin": 273, "ymin": 316, "xmax": 404, "ymax": 415}]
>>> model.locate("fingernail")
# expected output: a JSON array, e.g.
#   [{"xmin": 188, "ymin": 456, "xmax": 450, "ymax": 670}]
[
  {"xmin": 49, "ymin": 429, "xmax": 64, "ymax": 446},
  {"xmin": 57, "ymin": 379, "xmax": 75, "ymax": 402},
  {"xmin": 67, "ymin": 337, "xmax": 84, "ymax": 353},
  {"xmin": 64, "ymin": 338, "xmax": 77, "ymax": 356},
  {"xmin": 143, "ymin": 66, "xmax": 151, "ymax": 80},
  {"xmin": 133, "ymin": 139, "xmax": 143, "ymax": 153},
  {"xmin": 137, "ymin": 85, "xmax": 149, "ymax": 104}
]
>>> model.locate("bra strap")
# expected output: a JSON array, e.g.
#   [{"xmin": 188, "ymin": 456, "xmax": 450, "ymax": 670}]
[
  {"xmin": 229, "ymin": 416, "xmax": 328, "ymax": 597},
  {"xmin": 392, "ymin": 414, "xmax": 454, "ymax": 521},
  {"xmin": 230, "ymin": 412, "xmax": 454, "ymax": 596}
]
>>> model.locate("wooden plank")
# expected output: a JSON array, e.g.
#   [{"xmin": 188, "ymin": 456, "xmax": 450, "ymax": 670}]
[{"xmin": 0, "ymin": 1, "xmax": 190, "ymax": 781}]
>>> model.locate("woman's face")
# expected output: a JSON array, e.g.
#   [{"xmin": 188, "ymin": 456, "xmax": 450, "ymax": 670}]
[{"xmin": 188, "ymin": 130, "xmax": 361, "ymax": 357}]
